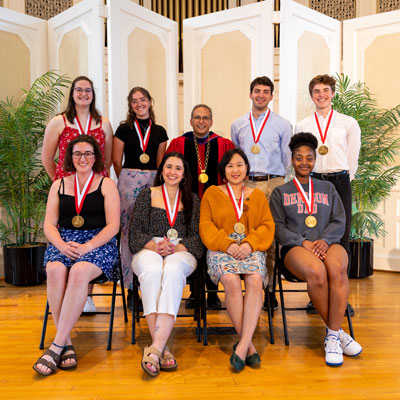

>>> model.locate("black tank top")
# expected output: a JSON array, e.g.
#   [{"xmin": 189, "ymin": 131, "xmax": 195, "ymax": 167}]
[{"xmin": 58, "ymin": 177, "xmax": 106, "ymax": 230}]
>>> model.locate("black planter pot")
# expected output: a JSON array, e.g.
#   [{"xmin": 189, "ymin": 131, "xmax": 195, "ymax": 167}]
[
  {"xmin": 349, "ymin": 239, "xmax": 374, "ymax": 279},
  {"xmin": 3, "ymin": 243, "xmax": 47, "ymax": 286}
]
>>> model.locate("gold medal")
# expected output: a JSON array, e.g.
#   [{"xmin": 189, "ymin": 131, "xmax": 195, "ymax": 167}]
[
  {"xmin": 305, "ymin": 215, "xmax": 317, "ymax": 228},
  {"xmin": 234, "ymin": 222, "xmax": 246, "ymax": 234},
  {"xmin": 251, "ymin": 144, "xmax": 261, "ymax": 154},
  {"xmin": 166, "ymin": 228, "xmax": 178, "ymax": 240},
  {"xmin": 72, "ymin": 215, "xmax": 84, "ymax": 228},
  {"xmin": 139, "ymin": 153, "xmax": 150, "ymax": 163},
  {"xmin": 199, "ymin": 171, "xmax": 209, "ymax": 183},
  {"xmin": 318, "ymin": 145, "xmax": 329, "ymax": 155}
]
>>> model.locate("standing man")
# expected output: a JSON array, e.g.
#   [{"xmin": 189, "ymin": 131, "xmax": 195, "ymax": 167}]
[
  {"xmin": 167, "ymin": 104, "xmax": 235, "ymax": 309},
  {"xmin": 295, "ymin": 74, "xmax": 361, "ymax": 314},
  {"xmin": 231, "ymin": 76, "xmax": 292, "ymax": 308}
]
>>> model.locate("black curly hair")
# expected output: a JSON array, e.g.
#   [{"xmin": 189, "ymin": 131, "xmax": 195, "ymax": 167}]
[{"xmin": 289, "ymin": 132, "xmax": 318, "ymax": 155}]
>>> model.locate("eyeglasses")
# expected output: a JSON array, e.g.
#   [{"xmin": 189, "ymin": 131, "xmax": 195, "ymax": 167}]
[
  {"xmin": 192, "ymin": 115, "xmax": 211, "ymax": 121},
  {"xmin": 72, "ymin": 151, "xmax": 95, "ymax": 159},
  {"xmin": 74, "ymin": 87, "xmax": 93, "ymax": 94}
]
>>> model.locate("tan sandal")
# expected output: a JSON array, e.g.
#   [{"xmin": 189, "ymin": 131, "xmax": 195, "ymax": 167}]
[
  {"xmin": 160, "ymin": 349, "xmax": 178, "ymax": 371},
  {"xmin": 141, "ymin": 345, "xmax": 161, "ymax": 377},
  {"xmin": 33, "ymin": 349, "xmax": 60, "ymax": 376},
  {"xmin": 59, "ymin": 345, "xmax": 78, "ymax": 370}
]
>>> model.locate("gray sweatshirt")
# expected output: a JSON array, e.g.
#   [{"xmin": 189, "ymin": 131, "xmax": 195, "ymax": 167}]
[{"xmin": 269, "ymin": 178, "xmax": 345, "ymax": 247}]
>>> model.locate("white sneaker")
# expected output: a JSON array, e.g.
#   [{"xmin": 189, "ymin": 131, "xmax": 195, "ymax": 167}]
[
  {"xmin": 83, "ymin": 296, "xmax": 96, "ymax": 313},
  {"xmin": 339, "ymin": 329, "xmax": 362, "ymax": 356},
  {"xmin": 324, "ymin": 334, "xmax": 343, "ymax": 366}
]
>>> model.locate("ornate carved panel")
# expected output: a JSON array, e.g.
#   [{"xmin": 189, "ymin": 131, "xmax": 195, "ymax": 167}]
[
  {"xmin": 25, "ymin": 0, "xmax": 72, "ymax": 20},
  {"xmin": 310, "ymin": 0, "xmax": 356, "ymax": 21},
  {"xmin": 379, "ymin": 0, "xmax": 400, "ymax": 12}
]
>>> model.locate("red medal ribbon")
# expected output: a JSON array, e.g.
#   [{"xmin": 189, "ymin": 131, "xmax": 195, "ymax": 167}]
[
  {"xmin": 226, "ymin": 183, "xmax": 244, "ymax": 222},
  {"xmin": 74, "ymin": 114, "xmax": 92, "ymax": 135},
  {"xmin": 249, "ymin": 109, "xmax": 271, "ymax": 144},
  {"xmin": 314, "ymin": 109, "xmax": 333, "ymax": 145},
  {"xmin": 134, "ymin": 119, "xmax": 152, "ymax": 153},
  {"xmin": 293, "ymin": 177, "xmax": 314, "ymax": 216},
  {"xmin": 74, "ymin": 172, "xmax": 95, "ymax": 215},
  {"xmin": 161, "ymin": 184, "xmax": 181, "ymax": 229}
]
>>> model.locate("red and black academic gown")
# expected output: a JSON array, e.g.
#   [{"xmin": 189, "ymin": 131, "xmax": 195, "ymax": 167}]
[{"xmin": 167, "ymin": 131, "xmax": 235, "ymax": 199}]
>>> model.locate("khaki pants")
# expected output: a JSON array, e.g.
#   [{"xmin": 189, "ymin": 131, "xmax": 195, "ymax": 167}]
[{"xmin": 247, "ymin": 177, "xmax": 284, "ymax": 292}]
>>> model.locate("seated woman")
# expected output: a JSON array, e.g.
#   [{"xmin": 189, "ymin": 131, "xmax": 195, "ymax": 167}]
[
  {"xmin": 269, "ymin": 132, "xmax": 362, "ymax": 367},
  {"xmin": 33, "ymin": 135, "xmax": 120, "ymax": 376},
  {"xmin": 129, "ymin": 151, "xmax": 203, "ymax": 377},
  {"xmin": 199, "ymin": 148, "xmax": 275, "ymax": 371}
]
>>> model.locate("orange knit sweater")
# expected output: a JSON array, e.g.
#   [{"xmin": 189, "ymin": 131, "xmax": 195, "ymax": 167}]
[{"xmin": 199, "ymin": 185, "xmax": 275, "ymax": 253}]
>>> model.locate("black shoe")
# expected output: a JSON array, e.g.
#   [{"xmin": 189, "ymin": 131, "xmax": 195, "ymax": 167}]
[
  {"xmin": 346, "ymin": 303, "xmax": 355, "ymax": 317},
  {"xmin": 264, "ymin": 291, "xmax": 278, "ymax": 310},
  {"xmin": 127, "ymin": 289, "xmax": 143, "ymax": 312},
  {"xmin": 185, "ymin": 297, "xmax": 195, "ymax": 309},
  {"xmin": 207, "ymin": 294, "xmax": 222, "ymax": 310},
  {"xmin": 306, "ymin": 301, "xmax": 318, "ymax": 314}
]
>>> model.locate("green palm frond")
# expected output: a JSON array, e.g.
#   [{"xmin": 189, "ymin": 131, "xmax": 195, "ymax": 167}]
[
  {"xmin": 0, "ymin": 71, "xmax": 70, "ymax": 246},
  {"xmin": 333, "ymin": 74, "xmax": 400, "ymax": 239}
]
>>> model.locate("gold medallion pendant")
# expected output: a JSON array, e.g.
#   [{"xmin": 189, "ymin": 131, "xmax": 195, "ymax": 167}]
[
  {"xmin": 166, "ymin": 228, "xmax": 178, "ymax": 240},
  {"xmin": 305, "ymin": 215, "xmax": 317, "ymax": 228},
  {"xmin": 251, "ymin": 144, "xmax": 261, "ymax": 154},
  {"xmin": 318, "ymin": 145, "xmax": 329, "ymax": 155},
  {"xmin": 233, "ymin": 222, "xmax": 246, "ymax": 234},
  {"xmin": 198, "ymin": 171, "xmax": 209, "ymax": 183},
  {"xmin": 139, "ymin": 153, "xmax": 150, "ymax": 163},
  {"xmin": 72, "ymin": 215, "xmax": 84, "ymax": 228}
]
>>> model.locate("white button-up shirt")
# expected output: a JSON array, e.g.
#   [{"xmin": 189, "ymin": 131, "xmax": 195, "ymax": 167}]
[{"xmin": 295, "ymin": 110, "xmax": 361, "ymax": 180}]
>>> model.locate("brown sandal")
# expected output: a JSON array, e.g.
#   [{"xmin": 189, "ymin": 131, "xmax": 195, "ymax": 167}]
[
  {"xmin": 160, "ymin": 349, "xmax": 178, "ymax": 371},
  {"xmin": 59, "ymin": 345, "xmax": 78, "ymax": 370},
  {"xmin": 141, "ymin": 345, "xmax": 161, "ymax": 377},
  {"xmin": 33, "ymin": 349, "xmax": 60, "ymax": 376}
]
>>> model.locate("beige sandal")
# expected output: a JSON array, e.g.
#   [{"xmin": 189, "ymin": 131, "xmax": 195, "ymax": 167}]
[
  {"xmin": 160, "ymin": 349, "xmax": 178, "ymax": 371},
  {"xmin": 141, "ymin": 345, "xmax": 161, "ymax": 377}
]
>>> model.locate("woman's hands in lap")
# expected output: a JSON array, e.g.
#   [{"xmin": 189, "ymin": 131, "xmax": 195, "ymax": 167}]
[
  {"xmin": 59, "ymin": 241, "xmax": 93, "ymax": 260},
  {"xmin": 302, "ymin": 239, "xmax": 329, "ymax": 260},
  {"xmin": 227, "ymin": 242, "xmax": 253, "ymax": 260}
]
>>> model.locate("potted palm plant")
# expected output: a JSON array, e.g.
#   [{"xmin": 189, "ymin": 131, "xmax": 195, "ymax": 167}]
[
  {"xmin": 332, "ymin": 74, "xmax": 400, "ymax": 278},
  {"xmin": 0, "ymin": 71, "xmax": 70, "ymax": 285}
]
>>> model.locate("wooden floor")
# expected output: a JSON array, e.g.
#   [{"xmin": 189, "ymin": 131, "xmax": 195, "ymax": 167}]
[{"xmin": 1, "ymin": 271, "xmax": 400, "ymax": 399}]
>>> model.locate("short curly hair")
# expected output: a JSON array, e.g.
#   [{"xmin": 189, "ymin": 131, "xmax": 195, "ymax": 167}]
[
  {"xmin": 63, "ymin": 135, "xmax": 104, "ymax": 173},
  {"xmin": 289, "ymin": 132, "xmax": 318, "ymax": 155}
]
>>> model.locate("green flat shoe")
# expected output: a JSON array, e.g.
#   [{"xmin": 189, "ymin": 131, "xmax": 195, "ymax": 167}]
[
  {"xmin": 246, "ymin": 352, "xmax": 261, "ymax": 366},
  {"xmin": 230, "ymin": 343, "xmax": 245, "ymax": 371}
]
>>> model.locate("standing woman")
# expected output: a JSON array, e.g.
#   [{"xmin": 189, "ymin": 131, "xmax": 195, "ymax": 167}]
[
  {"xmin": 269, "ymin": 132, "xmax": 362, "ymax": 366},
  {"xmin": 41, "ymin": 76, "xmax": 113, "ymax": 313},
  {"xmin": 113, "ymin": 87, "xmax": 168, "ymax": 291},
  {"xmin": 129, "ymin": 152, "xmax": 203, "ymax": 377},
  {"xmin": 199, "ymin": 148, "xmax": 275, "ymax": 371},
  {"xmin": 33, "ymin": 135, "xmax": 119, "ymax": 376}
]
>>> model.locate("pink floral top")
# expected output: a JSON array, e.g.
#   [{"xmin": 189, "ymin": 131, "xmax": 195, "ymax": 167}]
[{"xmin": 54, "ymin": 114, "xmax": 108, "ymax": 180}]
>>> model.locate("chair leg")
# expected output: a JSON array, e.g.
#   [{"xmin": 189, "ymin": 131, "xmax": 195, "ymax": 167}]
[
  {"xmin": 201, "ymin": 272, "xmax": 208, "ymax": 346},
  {"xmin": 278, "ymin": 271, "xmax": 289, "ymax": 346},
  {"xmin": 118, "ymin": 263, "xmax": 128, "ymax": 323},
  {"xmin": 346, "ymin": 303, "xmax": 355, "ymax": 339},
  {"xmin": 107, "ymin": 281, "xmax": 118, "ymax": 350},
  {"xmin": 264, "ymin": 287, "xmax": 275, "ymax": 345},
  {"xmin": 39, "ymin": 300, "xmax": 50, "ymax": 350},
  {"xmin": 131, "ymin": 285, "xmax": 137, "ymax": 345}
]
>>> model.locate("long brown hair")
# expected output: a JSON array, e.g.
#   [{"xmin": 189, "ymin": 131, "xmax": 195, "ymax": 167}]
[
  {"xmin": 153, "ymin": 152, "xmax": 193, "ymax": 224},
  {"xmin": 122, "ymin": 87, "xmax": 156, "ymax": 129},
  {"xmin": 61, "ymin": 76, "xmax": 101, "ymax": 125}
]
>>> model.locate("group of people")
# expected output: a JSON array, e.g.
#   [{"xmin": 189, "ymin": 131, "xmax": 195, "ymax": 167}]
[{"xmin": 33, "ymin": 73, "xmax": 362, "ymax": 377}]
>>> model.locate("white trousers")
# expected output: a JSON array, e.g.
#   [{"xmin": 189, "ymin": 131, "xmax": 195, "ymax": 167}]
[{"xmin": 131, "ymin": 249, "xmax": 197, "ymax": 318}]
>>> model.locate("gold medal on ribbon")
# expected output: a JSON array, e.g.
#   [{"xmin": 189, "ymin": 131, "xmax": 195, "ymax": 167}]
[
  {"xmin": 251, "ymin": 144, "xmax": 261, "ymax": 154},
  {"xmin": 166, "ymin": 228, "xmax": 178, "ymax": 240},
  {"xmin": 139, "ymin": 153, "xmax": 150, "ymax": 163},
  {"xmin": 305, "ymin": 215, "xmax": 317, "ymax": 228},
  {"xmin": 234, "ymin": 222, "xmax": 246, "ymax": 234},
  {"xmin": 318, "ymin": 145, "xmax": 329, "ymax": 155},
  {"xmin": 198, "ymin": 171, "xmax": 209, "ymax": 183},
  {"xmin": 72, "ymin": 215, "xmax": 85, "ymax": 228}
]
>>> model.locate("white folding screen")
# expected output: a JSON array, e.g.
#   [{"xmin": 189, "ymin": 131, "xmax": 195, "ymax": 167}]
[
  {"xmin": 183, "ymin": 1, "xmax": 274, "ymax": 138},
  {"xmin": 107, "ymin": 0, "xmax": 179, "ymax": 138},
  {"xmin": 279, "ymin": 0, "xmax": 341, "ymax": 125},
  {"xmin": 48, "ymin": 0, "xmax": 106, "ymax": 113}
]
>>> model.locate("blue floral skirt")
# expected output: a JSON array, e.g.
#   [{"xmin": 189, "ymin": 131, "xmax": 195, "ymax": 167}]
[
  {"xmin": 207, "ymin": 233, "xmax": 268, "ymax": 288},
  {"xmin": 44, "ymin": 227, "xmax": 119, "ymax": 281}
]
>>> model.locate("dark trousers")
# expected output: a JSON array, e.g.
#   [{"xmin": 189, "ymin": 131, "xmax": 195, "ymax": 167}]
[{"xmin": 313, "ymin": 172, "xmax": 352, "ymax": 258}]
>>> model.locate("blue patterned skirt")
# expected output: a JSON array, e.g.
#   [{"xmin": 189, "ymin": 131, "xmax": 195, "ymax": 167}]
[
  {"xmin": 44, "ymin": 227, "xmax": 119, "ymax": 281},
  {"xmin": 207, "ymin": 233, "xmax": 268, "ymax": 288}
]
